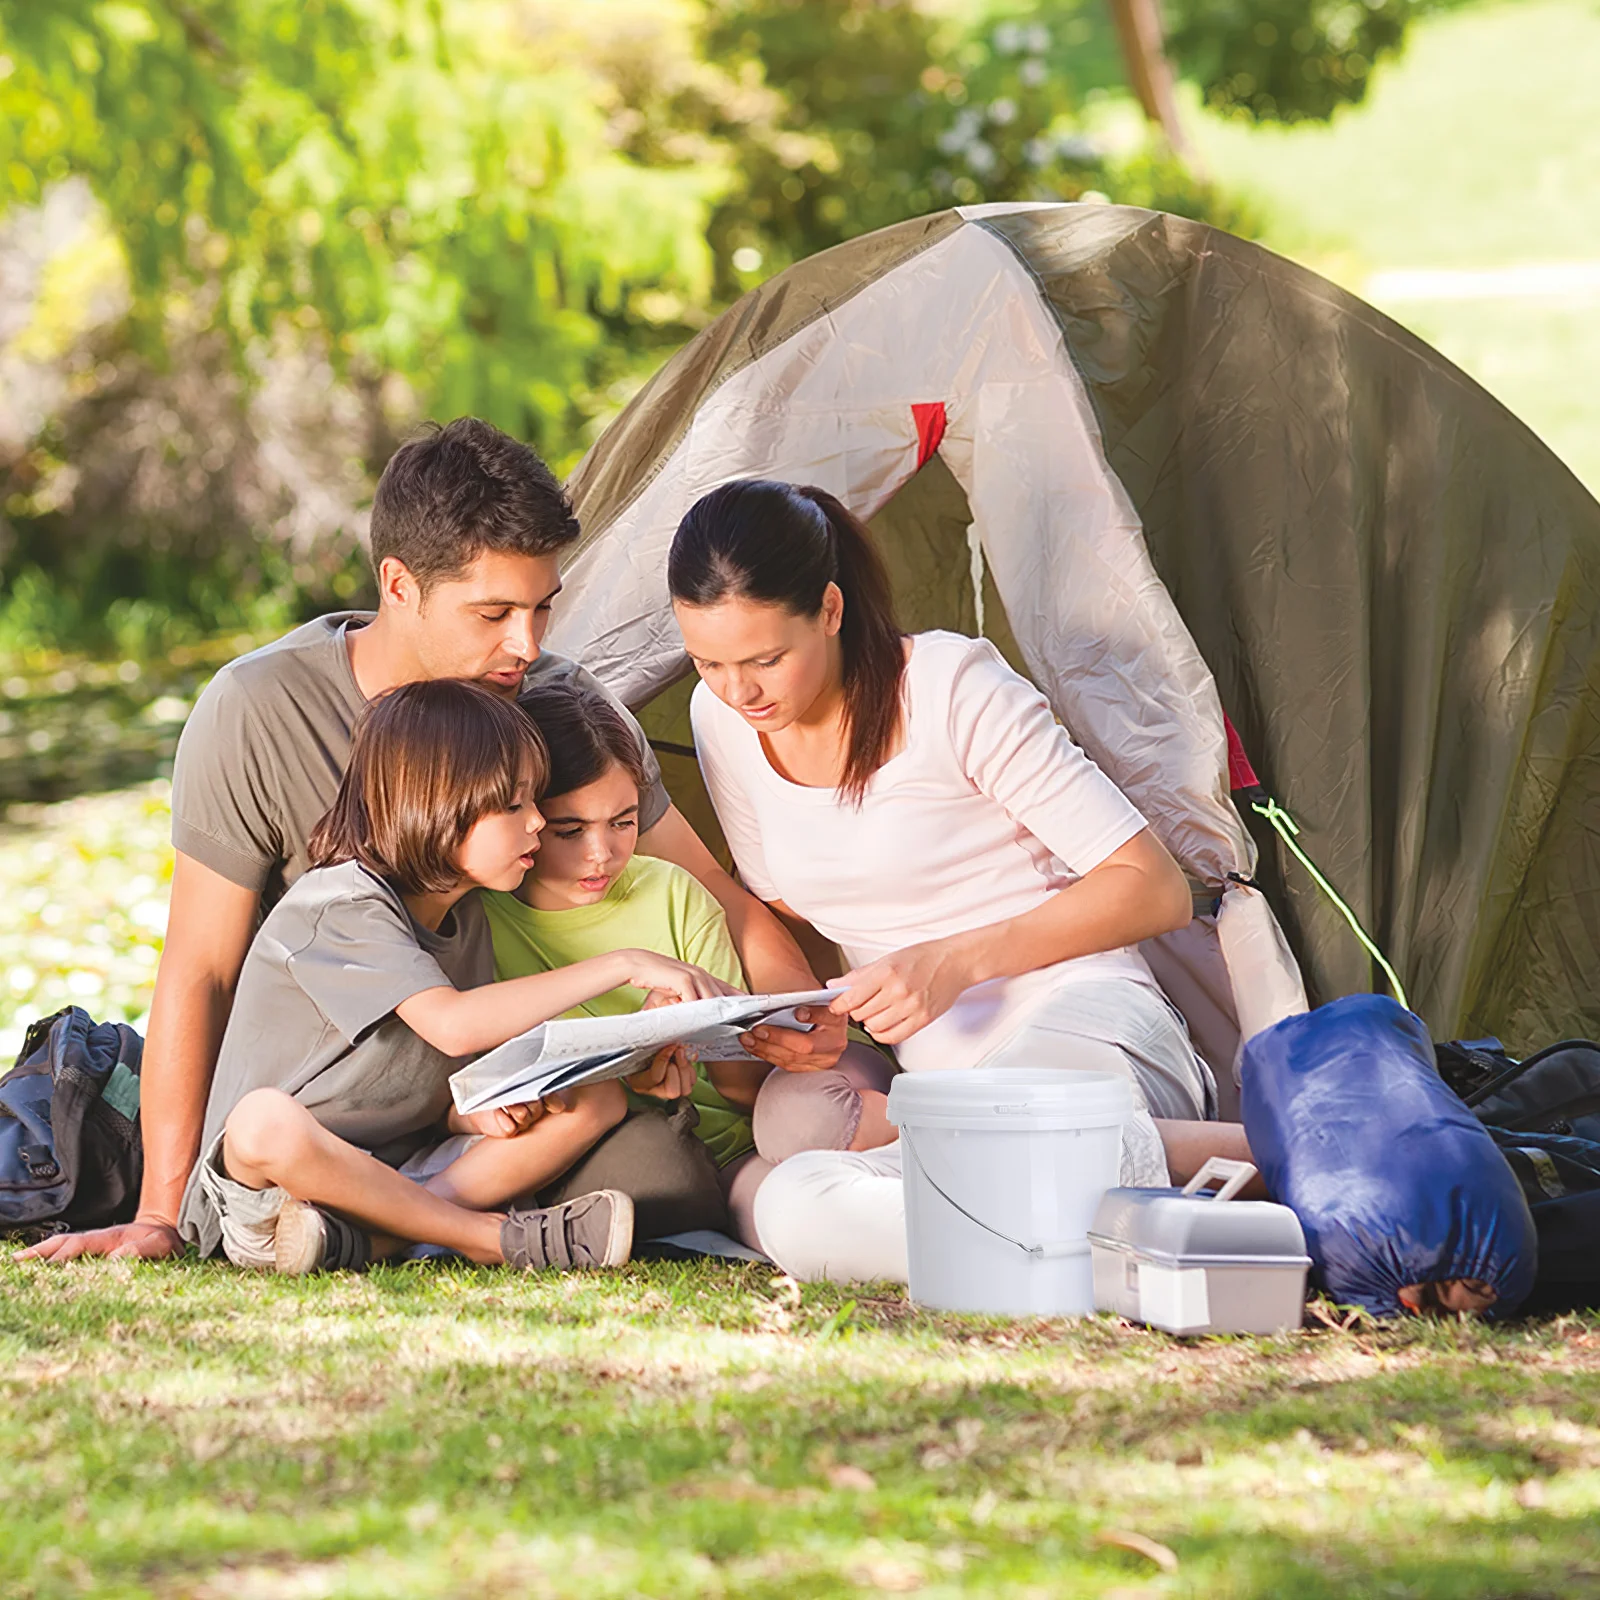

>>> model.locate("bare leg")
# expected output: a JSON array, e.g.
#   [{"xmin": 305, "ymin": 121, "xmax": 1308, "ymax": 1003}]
[
  {"xmin": 1154, "ymin": 1119, "xmax": 1267, "ymax": 1197},
  {"xmin": 223, "ymin": 1089, "xmax": 505, "ymax": 1264},
  {"xmin": 425, "ymin": 1083, "xmax": 628, "ymax": 1211}
]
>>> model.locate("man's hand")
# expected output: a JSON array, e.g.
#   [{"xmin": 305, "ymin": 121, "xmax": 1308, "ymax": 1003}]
[
  {"xmin": 16, "ymin": 1216, "xmax": 185, "ymax": 1263},
  {"xmin": 828, "ymin": 938, "xmax": 970, "ymax": 1046},
  {"xmin": 460, "ymin": 1101, "xmax": 544, "ymax": 1139},
  {"xmin": 741, "ymin": 1004, "xmax": 849, "ymax": 1072},
  {"xmin": 626, "ymin": 1044, "xmax": 697, "ymax": 1101}
]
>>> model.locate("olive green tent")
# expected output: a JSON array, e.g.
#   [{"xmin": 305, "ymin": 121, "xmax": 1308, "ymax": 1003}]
[{"xmin": 549, "ymin": 202, "xmax": 1600, "ymax": 1098}]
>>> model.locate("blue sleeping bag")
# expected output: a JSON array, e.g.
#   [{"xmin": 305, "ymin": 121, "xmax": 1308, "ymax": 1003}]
[{"xmin": 1241, "ymin": 994, "xmax": 1537, "ymax": 1318}]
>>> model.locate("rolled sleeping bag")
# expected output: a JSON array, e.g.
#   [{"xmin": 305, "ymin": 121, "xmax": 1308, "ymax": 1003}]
[{"xmin": 1241, "ymin": 994, "xmax": 1537, "ymax": 1318}]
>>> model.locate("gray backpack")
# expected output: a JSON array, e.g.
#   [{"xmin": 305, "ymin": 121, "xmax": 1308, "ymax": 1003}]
[{"xmin": 0, "ymin": 1007, "xmax": 143, "ymax": 1235}]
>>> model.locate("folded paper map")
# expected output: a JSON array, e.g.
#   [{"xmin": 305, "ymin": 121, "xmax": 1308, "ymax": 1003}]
[{"xmin": 448, "ymin": 988, "xmax": 838, "ymax": 1115}]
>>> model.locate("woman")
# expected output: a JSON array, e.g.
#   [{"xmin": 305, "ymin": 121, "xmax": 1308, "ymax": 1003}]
[{"xmin": 669, "ymin": 479, "xmax": 1216, "ymax": 1282}]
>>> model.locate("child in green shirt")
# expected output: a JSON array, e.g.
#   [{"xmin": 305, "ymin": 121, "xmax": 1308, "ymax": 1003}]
[{"xmin": 484, "ymin": 680, "xmax": 769, "ymax": 1223}]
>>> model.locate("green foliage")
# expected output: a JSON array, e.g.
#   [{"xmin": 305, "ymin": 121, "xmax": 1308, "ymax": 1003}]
[
  {"xmin": 711, "ymin": 0, "xmax": 1124, "ymax": 270},
  {"xmin": 0, "ymin": 1, "xmax": 728, "ymax": 455},
  {"xmin": 1167, "ymin": 0, "xmax": 1430, "ymax": 123},
  {"xmin": 0, "ymin": 0, "xmax": 1263, "ymax": 662}
]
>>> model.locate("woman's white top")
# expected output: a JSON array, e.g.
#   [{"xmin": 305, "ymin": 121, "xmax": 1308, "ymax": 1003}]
[{"xmin": 690, "ymin": 630, "xmax": 1165, "ymax": 1073}]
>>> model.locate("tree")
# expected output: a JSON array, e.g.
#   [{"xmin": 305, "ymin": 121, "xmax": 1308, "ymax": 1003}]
[
  {"xmin": 0, "ymin": 1, "xmax": 730, "ymax": 458},
  {"xmin": 1163, "ymin": 0, "xmax": 1425, "ymax": 123}
]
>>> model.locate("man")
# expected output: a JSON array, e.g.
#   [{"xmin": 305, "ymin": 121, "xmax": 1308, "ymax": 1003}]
[{"xmin": 25, "ymin": 418, "xmax": 842, "ymax": 1262}]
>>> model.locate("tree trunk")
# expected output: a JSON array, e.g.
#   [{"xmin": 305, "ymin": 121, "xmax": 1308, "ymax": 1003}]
[{"xmin": 1104, "ymin": 0, "xmax": 1200, "ymax": 172}]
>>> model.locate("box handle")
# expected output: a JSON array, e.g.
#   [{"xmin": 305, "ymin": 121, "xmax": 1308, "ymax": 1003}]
[{"xmin": 1181, "ymin": 1157, "xmax": 1256, "ymax": 1203}]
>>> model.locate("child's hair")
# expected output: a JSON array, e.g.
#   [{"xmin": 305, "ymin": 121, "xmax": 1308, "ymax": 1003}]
[
  {"xmin": 518, "ymin": 679, "xmax": 650, "ymax": 801},
  {"xmin": 309, "ymin": 679, "xmax": 548, "ymax": 893}
]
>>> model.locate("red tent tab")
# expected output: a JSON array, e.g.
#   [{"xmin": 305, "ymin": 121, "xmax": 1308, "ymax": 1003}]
[
  {"xmin": 911, "ymin": 402, "xmax": 946, "ymax": 468},
  {"xmin": 1225, "ymin": 715, "xmax": 1261, "ymax": 792}
]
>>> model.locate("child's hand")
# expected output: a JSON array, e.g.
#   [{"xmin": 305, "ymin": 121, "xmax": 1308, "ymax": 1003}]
[
  {"xmin": 462, "ymin": 1101, "xmax": 544, "ymax": 1139},
  {"xmin": 627, "ymin": 1043, "xmax": 697, "ymax": 1101},
  {"xmin": 622, "ymin": 950, "xmax": 741, "ymax": 1004}
]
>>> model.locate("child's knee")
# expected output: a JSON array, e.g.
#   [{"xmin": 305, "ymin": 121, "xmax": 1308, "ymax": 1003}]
[{"xmin": 223, "ymin": 1087, "xmax": 314, "ymax": 1180}]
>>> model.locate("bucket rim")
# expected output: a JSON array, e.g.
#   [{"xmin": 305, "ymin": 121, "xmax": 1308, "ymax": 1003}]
[{"xmin": 887, "ymin": 1067, "xmax": 1133, "ymax": 1126}]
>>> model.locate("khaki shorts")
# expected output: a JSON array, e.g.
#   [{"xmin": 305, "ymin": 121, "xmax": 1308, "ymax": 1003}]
[{"xmin": 195, "ymin": 1131, "xmax": 290, "ymax": 1270}]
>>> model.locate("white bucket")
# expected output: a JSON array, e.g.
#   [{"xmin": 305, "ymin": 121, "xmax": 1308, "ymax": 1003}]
[{"xmin": 886, "ymin": 1068, "xmax": 1132, "ymax": 1316}]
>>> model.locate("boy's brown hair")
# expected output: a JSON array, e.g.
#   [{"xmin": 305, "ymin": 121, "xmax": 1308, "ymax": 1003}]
[
  {"xmin": 517, "ymin": 679, "xmax": 650, "ymax": 802},
  {"xmin": 309, "ymin": 679, "xmax": 548, "ymax": 894},
  {"xmin": 369, "ymin": 417, "xmax": 581, "ymax": 595}
]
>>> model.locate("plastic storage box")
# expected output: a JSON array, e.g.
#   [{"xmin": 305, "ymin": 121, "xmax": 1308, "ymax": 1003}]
[{"xmin": 1088, "ymin": 1158, "xmax": 1310, "ymax": 1334}]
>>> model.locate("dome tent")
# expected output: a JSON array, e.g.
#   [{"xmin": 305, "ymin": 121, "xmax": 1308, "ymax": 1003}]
[{"xmin": 547, "ymin": 202, "xmax": 1600, "ymax": 1101}]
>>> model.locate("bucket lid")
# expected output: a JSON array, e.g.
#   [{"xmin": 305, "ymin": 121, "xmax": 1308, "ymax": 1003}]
[{"xmin": 887, "ymin": 1067, "xmax": 1132, "ymax": 1126}]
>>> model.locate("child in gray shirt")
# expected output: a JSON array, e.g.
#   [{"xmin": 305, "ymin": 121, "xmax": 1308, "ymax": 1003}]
[{"xmin": 179, "ymin": 677, "xmax": 733, "ymax": 1275}]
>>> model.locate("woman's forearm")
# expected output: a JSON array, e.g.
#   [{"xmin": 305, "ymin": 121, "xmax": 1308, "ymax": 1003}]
[{"xmin": 950, "ymin": 832, "xmax": 1191, "ymax": 990}]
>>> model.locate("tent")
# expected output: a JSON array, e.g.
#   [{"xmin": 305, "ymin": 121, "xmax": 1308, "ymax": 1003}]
[{"xmin": 547, "ymin": 202, "xmax": 1600, "ymax": 1105}]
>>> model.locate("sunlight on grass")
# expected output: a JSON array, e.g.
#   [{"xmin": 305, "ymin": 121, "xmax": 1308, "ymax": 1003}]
[{"xmin": 3, "ymin": 1260, "xmax": 1600, "ymax": 1597}]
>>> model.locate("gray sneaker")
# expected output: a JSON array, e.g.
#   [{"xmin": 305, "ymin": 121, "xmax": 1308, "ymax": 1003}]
[
  {"xmin": 273, "ymin": 1197, "xmax": 372, "ymax": 1275},
  {"xmin": 501, "ymin": 1190, "xmax": 633, "ymax": 1270}
]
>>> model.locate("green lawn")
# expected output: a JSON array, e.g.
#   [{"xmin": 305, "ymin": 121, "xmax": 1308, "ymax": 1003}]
[
  {"xmin": 1193, "ymin": 0, "xmax": 1600, "ymax": 499},
  {"xmin": 4, "ymin": 1259, "xmax": 1600, "ymax": 1599}
]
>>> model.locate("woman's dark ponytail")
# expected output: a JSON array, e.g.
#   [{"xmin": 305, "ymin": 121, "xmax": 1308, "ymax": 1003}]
[{"xmin": 669, "ymin": 479, "xmax": 906, "ymax": 805}]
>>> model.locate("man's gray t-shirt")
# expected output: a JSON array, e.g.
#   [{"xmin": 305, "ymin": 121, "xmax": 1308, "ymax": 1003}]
[
  {"xmin": 171, "ymin": 613, "xmax": 669, "ymax": 911},
  {"xmin": 177, "ymin": 860, "xmax": 494, "ymax": 1255}
]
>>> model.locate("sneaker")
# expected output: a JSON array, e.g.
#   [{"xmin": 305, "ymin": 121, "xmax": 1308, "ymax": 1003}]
[
  {"xmin": 272, "ymin": 1197, "xmax": 372, "ymax": 1275},
  {"xmin": 501, "ymin": 1189, "xmax": 633, "ymax": 1270}
]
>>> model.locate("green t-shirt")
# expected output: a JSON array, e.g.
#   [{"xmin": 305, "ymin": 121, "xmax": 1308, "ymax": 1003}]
[{"xmin": 482, "ymin": 856, "xmax": 755, "ymax": 1168}]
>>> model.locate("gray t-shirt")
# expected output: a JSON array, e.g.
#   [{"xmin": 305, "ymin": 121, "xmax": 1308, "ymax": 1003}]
[
  {"xmin": 171, "ymin": 613, "xmax": 669, "ymax": 911},
  {"xmin": 178, "ymin": 860, "xmax": 495, "ymax": 1255}
]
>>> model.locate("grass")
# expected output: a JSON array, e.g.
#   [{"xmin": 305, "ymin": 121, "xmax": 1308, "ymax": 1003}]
[
  {"xmin": 1191, "ymin": 0, "xmax": 1600, "ymax": 499},
  {"xmin": 3, "ymin": 1258, "xmax": 1600, "ymax": 1599}
]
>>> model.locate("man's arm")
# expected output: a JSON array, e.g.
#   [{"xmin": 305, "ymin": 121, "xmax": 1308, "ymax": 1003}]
[
  {"xmin": 19, "ymin": 853, "xmax": 259, "ymax": 1261},
  {"xmin": 638, "ymin": 803, "xmax": 847, "ymax": 1070}
]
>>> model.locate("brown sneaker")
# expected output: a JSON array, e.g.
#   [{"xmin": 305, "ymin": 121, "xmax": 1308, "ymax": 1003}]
[
  {"xmin": 501, "ymin": 1190, "xmax": 633, "ymax": 1270},
  {"xmin": 273, "ymin": 1197, "xmax": 372, "ymax": 1275}
]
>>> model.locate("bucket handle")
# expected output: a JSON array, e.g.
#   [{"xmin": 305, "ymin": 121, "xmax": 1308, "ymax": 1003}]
[
  {"xmin": 1181, "ymin": 1157, "xmax": 1257, "ymax": 1203},
  {"xmin": 898, "ymin": 1128, "xmax": 1090, "ymax": 1261}
]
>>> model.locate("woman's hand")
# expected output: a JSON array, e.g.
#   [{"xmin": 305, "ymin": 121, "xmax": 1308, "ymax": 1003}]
[
  {"xmin": 620, "ymin": 950, "xmax": 741, "ymax": 1005},
  {"xmin": 828, "ymin": 937, "xmax": 971, "ymax": 1045},
  {"xmin": 740, "ymin": 1005, "xmax": 849, "ymax": 1072},
  {"xmin": 627, "ymin": 1043, "xmax": 698, "ymax": 1101}
]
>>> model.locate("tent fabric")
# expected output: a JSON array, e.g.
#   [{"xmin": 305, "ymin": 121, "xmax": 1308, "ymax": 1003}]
[{"xmin": 555, "ymin": 202, "xmax": 1600, "ymax": 1059}]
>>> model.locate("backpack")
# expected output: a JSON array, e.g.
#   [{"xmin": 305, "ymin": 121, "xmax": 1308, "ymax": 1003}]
[
  {"xmin": 1436, "ymin": 1035, "xmax": 1600, "ymax": 1307},
  {"xmin": 1435, "ymin": 1036, "xmax": 1600, "ymax": 1143},
  {"xmin": 0, "ymin": 1007, "xmax": 144, "ymax": 1235}
]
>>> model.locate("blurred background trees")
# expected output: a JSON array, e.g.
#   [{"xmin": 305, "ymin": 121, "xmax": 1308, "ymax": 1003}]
[{"xmin": 0, "ymin": 0, "xmax": 1441, "ymax": 660}]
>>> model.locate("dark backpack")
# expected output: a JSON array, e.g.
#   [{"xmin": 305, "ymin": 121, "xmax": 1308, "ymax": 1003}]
[
  {"xmin": 1436, "ymin": 1035, "xmax": 1600, "ymax": 1307},
  {"xmin": 1436, "ymin": 1036, "xmax": 1600, "ymax": 1142},
  {"xmin": 0, "ymin": 1007, "xmax": 143, "ymax": 1235}
]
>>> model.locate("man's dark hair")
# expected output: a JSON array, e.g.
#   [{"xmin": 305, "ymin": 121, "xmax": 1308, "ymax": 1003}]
[{"xmin": 369, "ymin": 417, "xmax": 581, "ymax": 592}]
